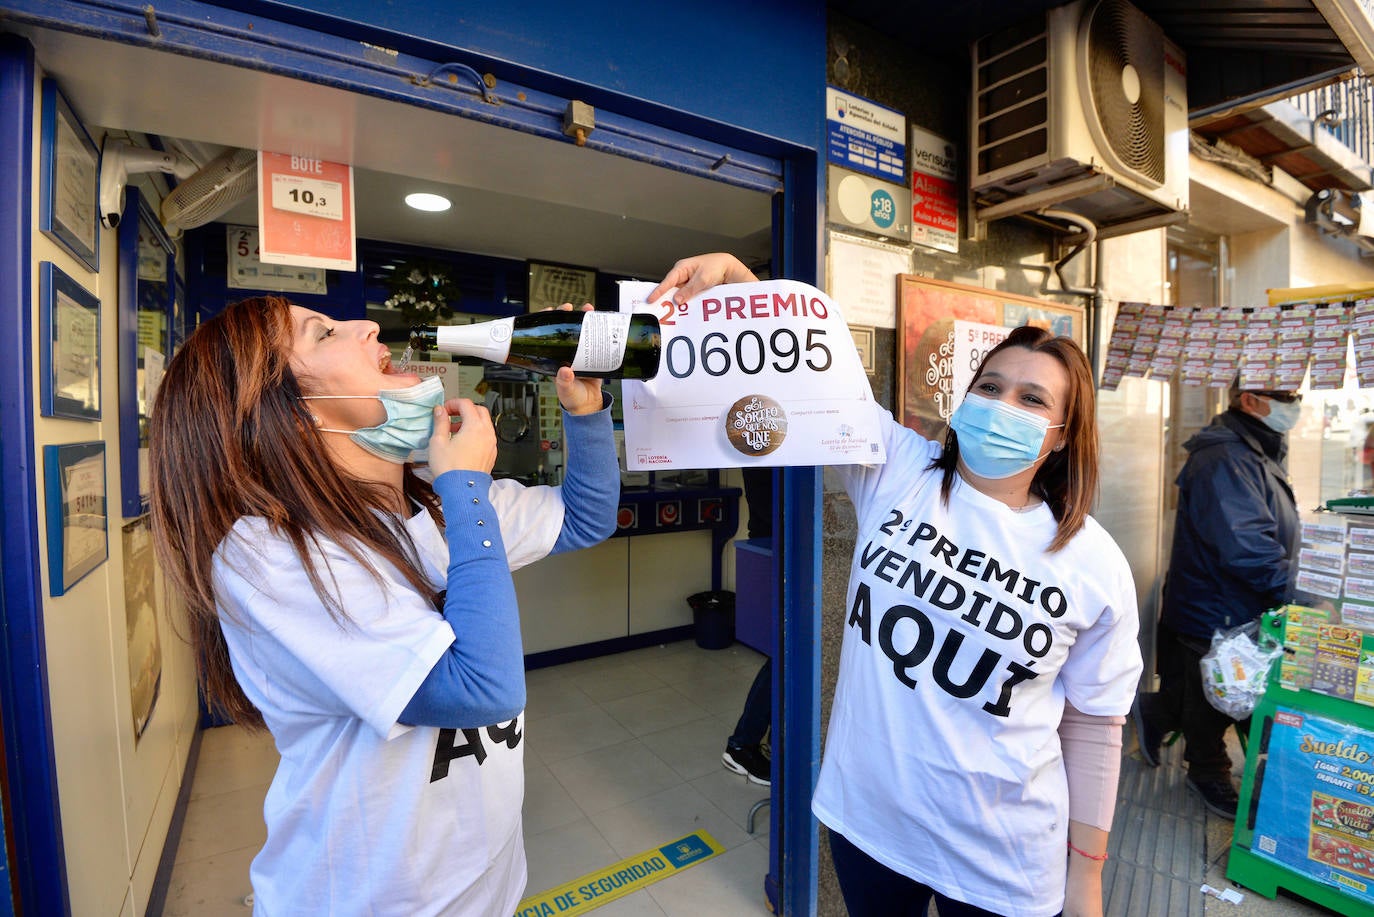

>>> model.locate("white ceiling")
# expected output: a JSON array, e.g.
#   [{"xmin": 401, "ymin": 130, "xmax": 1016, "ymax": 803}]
[{"xmin": 18, "ymin": 25, "xmax": 775, "ymax": 279}]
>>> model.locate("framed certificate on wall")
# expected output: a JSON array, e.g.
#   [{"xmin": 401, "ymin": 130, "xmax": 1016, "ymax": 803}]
[
  {"xmin": 39, "ymin": 262, "xmax": 101, "ymax": 420},
  {"xmin": 39, "ymin": 79, "xmax": 100, "ymax": 271},
  {"xmin": 528, "ymin": 260, "xmax": 597, "ymax": 312},
  {"xmin": 44, "ymin": 441, "xmax": 108, "ymax": 596}
]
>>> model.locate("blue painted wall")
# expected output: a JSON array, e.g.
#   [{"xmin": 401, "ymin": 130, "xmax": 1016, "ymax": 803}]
[{"xmin": 212, "ymin": 1, "xmax": 827, "ymax": 152}]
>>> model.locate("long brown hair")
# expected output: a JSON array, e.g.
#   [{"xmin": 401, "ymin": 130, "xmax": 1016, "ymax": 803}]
[
  {"xmin": 148, "ymin": 296, "xmax": 441, "ymax": 730},
  {"xmin": 931, "ymin": 324, "xmax": 1100, "ymax": 553}
]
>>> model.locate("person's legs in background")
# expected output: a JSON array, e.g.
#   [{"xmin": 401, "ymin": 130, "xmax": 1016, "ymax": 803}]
[
  {"xmin": 723, "ymin": 466, "xmax": 775, "ymax": 786},
  {"xmin": 1144, "ymin": 622, "xmax": 1241, "ymax": 819},
  {"xmin": 723, "ymin": 658, "xmax": 771, "ymax": 785},
  {"xmin": 1134, "ymin": 619, "xmax": 1183, "ymax": 767}
]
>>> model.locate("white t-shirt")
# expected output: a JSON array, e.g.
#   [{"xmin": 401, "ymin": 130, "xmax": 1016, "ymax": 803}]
[
  {"xmin": 812, "ymin": 407, "xmax": 1141, "ymax": 917},
  {"xmin": 213, "ymin": 479, "xmax": 564, "ymax": 917}
]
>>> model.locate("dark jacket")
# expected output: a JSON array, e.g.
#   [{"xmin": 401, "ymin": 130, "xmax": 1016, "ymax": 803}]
[{"xmin": 1161, "ymin": 408, "xmax": 1300, "ymax": 641}]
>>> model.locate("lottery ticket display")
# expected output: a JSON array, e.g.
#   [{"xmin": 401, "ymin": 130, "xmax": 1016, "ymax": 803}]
[{"xmin": 1292, "ymin": 517, "xmax": 1374, "ymax": 707}]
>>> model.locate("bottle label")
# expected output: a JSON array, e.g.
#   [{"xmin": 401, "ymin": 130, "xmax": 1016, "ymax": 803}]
[
  {"xmin": 434, "ymin": 318, "xmax": 514, "ymax": 364},
  {"xmin": 571, "ymin": 312, "xmax": 633, "ymax": 372}
]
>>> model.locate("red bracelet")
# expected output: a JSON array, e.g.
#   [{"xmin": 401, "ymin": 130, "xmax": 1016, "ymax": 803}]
[{"xmin": 1067, "ymin": 841, "xmax": 1108, "ymax": 861}]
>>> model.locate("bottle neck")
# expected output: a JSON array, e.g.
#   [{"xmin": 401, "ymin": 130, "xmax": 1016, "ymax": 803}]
[{"xmin": 431, "ymin": 318, "xmax": 515, "ymax": 363}]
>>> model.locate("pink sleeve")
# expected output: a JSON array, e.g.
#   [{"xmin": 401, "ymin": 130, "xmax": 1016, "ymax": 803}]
[{"xmin": 1059, "ymin": 700, "xmax": 1125, "ymax": 831}]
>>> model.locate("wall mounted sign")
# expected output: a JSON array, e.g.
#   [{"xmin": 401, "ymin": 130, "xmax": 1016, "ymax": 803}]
[
  {"xmin": 39, "ymin": 262, "xmax": 101, "ymax": 421},
  {"xmin": 850, "ymin": 325, "xmax": 876, "ymax": 375},
  {"xmin": 826, "ymin": 230, "xmax": 908, "ymax": 329},
  {"xmin": 118, "ymin": 190, "xmax": 171, "ymax": 517},
  {"xmin": 257, "ymin": 152, "xmax": 356, "ymax": 270},
  {"xmin": 226, "ymin": 224, "xmax": 328, "ymax": 294},
  {"xmin": 123, "ymin": 516, "xmax": 162, "ymax": 742},
  {"xmin": 909, "ymin": 125, "xmax": 958, "ymax": 253},
  {"xmin": 39, "ymin": 79, "xmax": 99, "ymax": 271},
  {"xmin": 44, "ymin": 441, "xmax": 108, "ymax": 596},
  {"xmin": 528, "ymin": 261, "xmax": 597, "ymax": 312},
  {"xmin": 825, "ymin": 87, "xmax": 906, "ymax": 183},
  {"xmin": 827, "ymin": 166, "xmax": 912, "ymax": 242}
]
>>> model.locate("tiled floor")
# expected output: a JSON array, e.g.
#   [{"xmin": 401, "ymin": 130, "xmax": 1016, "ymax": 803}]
[
  {"xmin": 158, "ymin": 639, "xmax": 1353, "ymax": 916},
  {"xmin": 158, "ymin": 639, "xmax": 774, "ymax": 916}
]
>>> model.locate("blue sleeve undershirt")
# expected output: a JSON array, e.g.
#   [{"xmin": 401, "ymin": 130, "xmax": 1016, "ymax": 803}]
[
  {"xmin": 551, "ymin": 395, "xmax": 619, "ymax": 554},
  {"xmin": 400, "ymin": 395, "xmax": 618, "ymax": 727},
  {"xmin": 400, "ymin": 471, "xmax": 525, "ymax": 728}
]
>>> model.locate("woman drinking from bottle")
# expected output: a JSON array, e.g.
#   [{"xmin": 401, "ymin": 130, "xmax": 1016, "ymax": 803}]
[{"xmin": 149, "ymin": 296, "xmax": 618, "ymax": 916}]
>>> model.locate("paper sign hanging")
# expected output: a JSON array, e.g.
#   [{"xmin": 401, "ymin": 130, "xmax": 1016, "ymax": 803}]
[
  {"xmin": 619, "ymin": 280, "xmax": 887, "ymax": 470},
  {"xmin": 256, "ymin": 152, "xmax": 356, "ymax": 271}
]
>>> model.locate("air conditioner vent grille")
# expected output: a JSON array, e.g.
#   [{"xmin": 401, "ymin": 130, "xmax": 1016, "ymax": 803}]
[
  {"xmin": 978, "ymin": 36, "xmax": 1048, "ymax": 90},
  {"xmin": 975, "ymin": 15, "xmax": 1045, "ymax": 62},
  {"xmin": 1084, "ymin": 0, "xmax": 1165, "ymax": 183},
  {"xmin": 978, "ymin": 68, "xmax": 1047, "ymax": 120},
  {"xmin": 978, "ymin": 127, "xmax": 1049, "ymax": 176}
]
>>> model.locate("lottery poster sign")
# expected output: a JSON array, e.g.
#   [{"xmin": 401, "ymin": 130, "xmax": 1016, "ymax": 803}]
[
  {"xmin": 1249, "ymin": 707, "xmax": 1374, "ymax": 906},
  {"xmin": 257, "ymin": 152, "xmax": 356, "ymax": 271},
  {"xmin": 618, "ymin": 280, "xmax": 886, "ymax": 469}
]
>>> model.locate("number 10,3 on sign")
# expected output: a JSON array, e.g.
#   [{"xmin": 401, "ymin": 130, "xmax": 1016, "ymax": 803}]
[{"xmin": 271, "ymin": 173, "xmax": 344, "ymax": 221}]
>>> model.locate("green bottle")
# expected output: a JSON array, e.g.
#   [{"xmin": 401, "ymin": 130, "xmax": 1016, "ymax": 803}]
[{"xmin": 410, "ymin": 311, "xmax": 661, "ymax": 379}]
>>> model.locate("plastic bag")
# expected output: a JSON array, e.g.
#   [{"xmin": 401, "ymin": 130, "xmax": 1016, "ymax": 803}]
[{"xmin": 1199, "ymin": 619, "xmax": 1284, "ymax": 719}]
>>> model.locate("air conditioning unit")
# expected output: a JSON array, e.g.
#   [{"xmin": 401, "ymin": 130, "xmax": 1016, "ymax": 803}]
[{"xmin": 970, "ymin": 0, "xmax": 1189, "ymax": 238}]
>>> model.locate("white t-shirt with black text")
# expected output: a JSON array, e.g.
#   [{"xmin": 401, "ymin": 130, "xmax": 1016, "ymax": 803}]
[
  {"xmin": 812, "ymin": 407, "xmax": 1141, "ymax": 916},
  {"xmin": 214, "ymin": 479, "xmax": 565, "ymax": 917}
]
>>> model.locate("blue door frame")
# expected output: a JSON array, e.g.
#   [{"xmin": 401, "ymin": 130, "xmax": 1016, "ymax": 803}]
[
  {"xmin": 0, "ymin": 4, "xmax": 826, "ymax": 914},
  {"xmin": 0, "ymin": 32, "xmax": 70, "ymax": 917}
]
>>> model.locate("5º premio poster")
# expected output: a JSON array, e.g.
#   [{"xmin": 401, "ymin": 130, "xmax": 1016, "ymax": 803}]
[{"xmin": 1251, "ymin": 706, "xmax": 1374, "ymax": 905}]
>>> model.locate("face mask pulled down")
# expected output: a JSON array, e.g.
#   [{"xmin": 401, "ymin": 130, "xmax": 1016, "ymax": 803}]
[
  {"xmin": 302, "ymin": 376, "xmax": 447, "ymax": 462},
  {"xmin": 949, "ymin": 393, "xmax": 1064, "ymax": 480}
]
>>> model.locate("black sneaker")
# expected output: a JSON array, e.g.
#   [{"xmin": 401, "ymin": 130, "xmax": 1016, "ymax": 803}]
[
  {"xmin": 1132, "ymin": 698, "xmax": 1162, "ymax": 768},
  {"xmin": 1187, "ymin": 776, "xmax": 1239, "ymax": 820},
  {"xmin": 722, "ymin": 743, "xmax": 771, "ymax": 786}
]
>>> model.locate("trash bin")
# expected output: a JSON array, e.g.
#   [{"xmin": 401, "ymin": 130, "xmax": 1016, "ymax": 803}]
[{"xmin": 688, "ymin": 590, "xmax": 735, "ymax": 650}]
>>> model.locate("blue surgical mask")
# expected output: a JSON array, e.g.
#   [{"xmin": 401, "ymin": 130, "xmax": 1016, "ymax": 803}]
[
  {"xmin": 949, "ymin": 393, "xmax": 1065, "ymax": 480},
  {"xmin": 302, "ymin": 376, "xmax": 447, "ymax": 463},
  {"xmin": 1260, "ymin": 397, "xmax": 1301, "ymax": 434}
]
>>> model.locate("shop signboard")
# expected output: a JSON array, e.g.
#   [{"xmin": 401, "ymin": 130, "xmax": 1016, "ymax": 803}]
[
  {"xmin": 1249, "ymin": 706, "xmax": 1374, "ymax": 907},
  {"xmin": 827, "ymin": 166, "xmax": 912, "ymax": 242},
  {"xmin": 825, "ymin": 87, "xmax": 905, "ymax": 183},
  {"xmin": 909, "ymin": 125, "xmax": 958, "ymax": 253},
  {"xmin": 618, "ymin": 280, "xmax": 886, "ymax": 469}
]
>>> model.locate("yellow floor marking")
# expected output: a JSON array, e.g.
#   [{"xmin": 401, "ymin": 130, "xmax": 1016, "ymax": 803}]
[{"xmin": 515, "ymin": 831, "xmax": 724, "ymax": 916}]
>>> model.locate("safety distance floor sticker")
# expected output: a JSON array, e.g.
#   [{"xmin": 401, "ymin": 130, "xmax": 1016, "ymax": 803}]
[{"xmin": 516, "ymin": 831, "xmax": 724, "ymax": 916}]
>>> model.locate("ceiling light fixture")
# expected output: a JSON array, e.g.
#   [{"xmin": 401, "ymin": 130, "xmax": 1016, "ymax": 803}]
[{"xmin": 405, "ymin": 192, "xmax": 451, "ymax": 212}]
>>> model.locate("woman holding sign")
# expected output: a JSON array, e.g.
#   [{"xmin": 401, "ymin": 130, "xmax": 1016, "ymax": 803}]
[
  {"xmin": 148, "ymin": 296, "xmax": 617, "ymax": 916},
  {"xmin": 649, "ymin": 255, "xmax": 1140, "ymax": 917}
]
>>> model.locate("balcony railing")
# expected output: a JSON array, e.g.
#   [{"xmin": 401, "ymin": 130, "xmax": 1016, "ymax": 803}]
[{"xmin": 1289, "ymin": 75, "xmax": 1374, "ymax": 167}]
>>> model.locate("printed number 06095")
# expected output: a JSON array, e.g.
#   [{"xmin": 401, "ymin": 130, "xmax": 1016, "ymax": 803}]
[{"xmin": 664, "ymin": 328, "xmax": 832, "ymax": 379}]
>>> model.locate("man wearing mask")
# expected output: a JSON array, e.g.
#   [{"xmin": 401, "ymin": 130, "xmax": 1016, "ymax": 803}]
[{"xmin": 1134, "ymin": 384, "xmax": 1302, "ymax": 820}]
